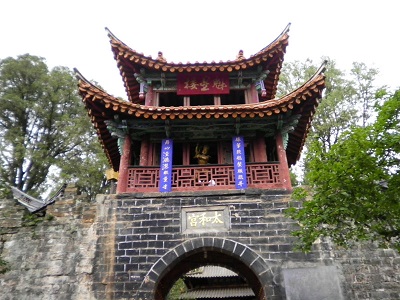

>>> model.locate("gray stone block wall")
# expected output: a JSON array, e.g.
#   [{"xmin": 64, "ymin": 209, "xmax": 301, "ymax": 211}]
[
  {"xmin": 1, "ymin": 188, "xmax": 399, "ymax": 299},
  {"xmin": 92, "ymin": 190, "xmax": 400, "ymax": 300},
  {"xmin": 334, "ymin": 245, "xmax": 400, "ymax": 299}
]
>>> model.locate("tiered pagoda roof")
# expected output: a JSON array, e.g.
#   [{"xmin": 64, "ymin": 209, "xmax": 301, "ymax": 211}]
[
  {"xmin": 107, "ymin": 24, "xmax": 291, "ymax": 103},
  {"xmin": 75, "ymin": 25, "xmax": 326, "ymax": 171}
]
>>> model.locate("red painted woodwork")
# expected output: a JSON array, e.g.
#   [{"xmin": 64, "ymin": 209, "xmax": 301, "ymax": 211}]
[
  {"xmin": 183, "ymin": 143, "xmax": 190, "ymax": 165},
  {"xmin": 145, "ymin": 86, "xmax": 154, "ymax": 106},
  {"xmin": 253, "ymin": 137, "xmax": 267, "ymax": 162},
  {"xmin": 116, "ymin": 135, "xmax": 132, "ymax": 194},
  {"xmin": 139, "ymin": 138, "xmax": 150, "ymax": 166},
  {"xmin": 275, "ymin": 133, "xmax": 292, "ymax": 190},
  {"xmin": 177, "ymin": 73, "xmax": 230, "ymax": 95},
  {"xmin": 125, "ymin": 163, "xmax": 289, "ymax": 193},
  {"xmin": 248, "ymin": 84, "xmax": 259, "ymax": 104}
]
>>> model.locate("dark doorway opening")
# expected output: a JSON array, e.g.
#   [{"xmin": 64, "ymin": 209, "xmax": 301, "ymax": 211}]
[{"xmin": 154, "ymin": 248, "xmax": 267, "ymax": 300}]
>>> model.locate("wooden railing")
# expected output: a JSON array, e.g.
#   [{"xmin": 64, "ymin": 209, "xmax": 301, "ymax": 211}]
[{"xmin": 125, "ymin": 162, "xmax": 289, "ymax": 193}]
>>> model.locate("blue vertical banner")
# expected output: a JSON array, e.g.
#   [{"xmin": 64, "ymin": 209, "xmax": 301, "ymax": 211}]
[
  {"xmin": 232, "ymin": 136, "xmax": 247, "ymax": 189},
  {"xmin": 159, "ymin": 139, "xmax": 173, "ymax": 192}
]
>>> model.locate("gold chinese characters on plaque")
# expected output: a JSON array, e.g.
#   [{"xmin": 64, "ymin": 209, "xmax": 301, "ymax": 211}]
[
  {"xmin": 177, "ymin": 73, "xmax": 230, "ymax": 95},
  {"xmin": 182, "ymin": 206, "xmax": 230, "ymax": 233}
]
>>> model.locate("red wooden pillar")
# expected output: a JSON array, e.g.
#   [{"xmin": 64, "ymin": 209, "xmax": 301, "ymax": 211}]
[
  {"xmin": 253, "ymin": 136, "xmax": 267, "ymax": 162},
  {"xmin": 276, "ymin": 132, "xmax": 292, "ymax": 191},
  {"xmin": 183, "ymin": 143, "xmax": 190, "ymax": 165},
  {"xmin": 117, "ymin": 135, "xmax": 131, "ymax": 194},
  {"xmin": 145, "ymin": 86, "xmax": 154, "ymax": 106},
  {"xmin": 249, "ymin": 83, "xmax": 259, "ymax": 103},
  {"xmin": 140, "ymin": 138, "xmax": 150, "ymax": 166}
]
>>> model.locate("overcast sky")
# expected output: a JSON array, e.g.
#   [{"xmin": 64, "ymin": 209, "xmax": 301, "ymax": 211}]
[{"xmin": 1, "ymin": 0, "xmax": 399, "ymax": 98}]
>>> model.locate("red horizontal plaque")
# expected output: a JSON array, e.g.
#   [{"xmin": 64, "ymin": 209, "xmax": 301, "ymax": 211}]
[{"xmin": 177, "ymin": 72, "xmax": 230, "ymax": 95}]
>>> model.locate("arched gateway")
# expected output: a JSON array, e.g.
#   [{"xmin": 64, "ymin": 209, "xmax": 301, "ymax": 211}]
[
  {"xmin": 143, "ymin": 238, "xmax": 272, "ymax": 299},
  {"xmin": 75, "ymin": 24, "xmax": 328, "ymax": 299}
]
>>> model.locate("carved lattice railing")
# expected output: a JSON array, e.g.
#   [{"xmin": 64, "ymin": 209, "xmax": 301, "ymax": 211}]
[{"xmin": 126, "ymin": 163, "xmax": 284, "ymax": 192}]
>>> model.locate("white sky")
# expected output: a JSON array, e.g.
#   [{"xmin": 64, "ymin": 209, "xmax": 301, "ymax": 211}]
[{"xmin": 1, "ymin": 0, "xmax": 399, "ymax": 99}]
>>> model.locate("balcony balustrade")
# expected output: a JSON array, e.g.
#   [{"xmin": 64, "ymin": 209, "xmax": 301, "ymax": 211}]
[{"xmin": 125, "ymin": 162, "xmax": 288, "ymax": 193}]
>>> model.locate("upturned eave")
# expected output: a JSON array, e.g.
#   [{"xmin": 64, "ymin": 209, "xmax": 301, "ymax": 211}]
[
  {"xmin": 74, "ymin": 60, "xmax": 325, "ymax": 170},
  {"xmin": 106, "ymin": 24, "xmax": 290, "ymax": 103}
]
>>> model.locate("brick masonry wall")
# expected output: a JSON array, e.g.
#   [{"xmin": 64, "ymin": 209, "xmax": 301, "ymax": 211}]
[
  {"xmin": 334, "ymin": 245, "xmax": 400, "ymax": 299},
  {"xmin": 1, "ymin": 188, "xmax": 399, "ymax": 299},
  {"xmin": 92, "ymin": 189, "xmax": 400, "ymax": 300}
]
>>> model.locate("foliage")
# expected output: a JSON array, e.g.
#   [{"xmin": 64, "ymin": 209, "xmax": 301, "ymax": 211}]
[
  {"xmin": 290, "ymin": 186, "xmax": 308, "ymax": 201},
  {"xmin": 167, "ymin": 278, "xmax": 191, "ymax": 300},
  {"xmin": 289, "ymin": 169, "xmax": 299, "ymax": 187},
  {"xmin": 279, "ymin": 57, "xmax": 383, "ymax": 186},
  {"xmin": 21, "ymin": 211, "xmax": 44, "ymax": 227},
  {"xmin": 53, "ymin": 134, "xmax": 109, "ymax": 200},
  {"xmin": 45, "ymin": 213, "xmax": 55, "ymax": 221},
  {"xmin": 279, "ymin": 58, "xmax": 357, "ymax": 183},
  {"xmin": 277, "ymin": 59, "xmax": 317, "ymax": 97},
  {"xmin": 0, "ymin": 257, "xmax": 10, "ymax": 274},
  {"xmin": 308, "ymin": 58, "xmax": 358, "ymax": 153},
  {"xmin": 286, "ymin": 90, "xmax": 400, "ymax": 252},
  {"xmin": 351, "ymin": 62, "xmax": 382, "ymax": 127},
  {"xmin": 0, "ymin": 54, "xmax": 108, "ymax": 200}
]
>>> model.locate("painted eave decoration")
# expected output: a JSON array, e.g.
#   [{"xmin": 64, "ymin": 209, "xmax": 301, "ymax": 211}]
[
  {"xmin": 74, "ymin": 24, "xmax": 326, "ymax": 171},
  {"xmin": 106, "ymin": 24, "xmax": 291, "ymax": 103},
  {"xmin": 74, "ymin": 62, "xmax": 325, "ymax": 170}
]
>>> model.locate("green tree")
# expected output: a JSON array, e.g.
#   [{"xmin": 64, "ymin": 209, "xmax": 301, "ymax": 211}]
[
  {"xmin": 287, "ymin": 90, "xmax": 400, "ymax": 252},
  {"xmin": 279, "ymin": 58, "xmax": 358, "ymax": 183},
  {"xmin": 308, "ymin": 58, "xmax": 357, "ymax": 153},
  {"xmin": 350, "ymin": 62, "xmax": 381, "ymax": 127},
  {"xmin": 277, "ymin": 58, "xmax": 317, "ymax": 97},
  {"xmin": 0, "ymin": 54, "xmax": 107, "ymax": 199},
  {"xmin": 279, "ymin": 58, "xmax": 383, "ymax": 185}
]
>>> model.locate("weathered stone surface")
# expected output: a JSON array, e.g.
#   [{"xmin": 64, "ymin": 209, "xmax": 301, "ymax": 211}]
[
  {"xmin": 0, "ymin": 189, "xmax": 399, "ymax": 299},
  {"xmin": 93, "ymin": 190, "xmax": 400, "ymax": 299},
  {"xmin": 0, "ymin": 193, "xmax": 99, "ymax": 300},
  {"xmin": 283, "ymin": 266, "xmax": 344, "ymax": 300}
]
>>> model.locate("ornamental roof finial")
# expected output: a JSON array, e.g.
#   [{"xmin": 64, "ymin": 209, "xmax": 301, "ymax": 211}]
[
  {"xmin": 236, "ymin": 49, "xmax": 245, "ymax": 61},
  {"xmin": 157, "ymin": 51, "xmax": 167, "ymax": 63}
]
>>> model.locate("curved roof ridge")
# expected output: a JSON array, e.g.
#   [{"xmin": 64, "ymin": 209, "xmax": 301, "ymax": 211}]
[
  {"xmin": 255, "ymin": 22, "xmax": 291, "ymax": 55},
  {"xmin": 74, "ymin": 68, "xmax": 115, "ymax": 96},
  {"xmin": 77, "ymin": 72, "xmax": 324, "ymax": 117},
  {"xmin": 105, "ymin": 27, "xmax": 128, "ymax": 47},
  {"xmin": 106, "ymin": 24, "xmax": 290, "ymax": 66},
  {"xmin": 73, "ymin": 67, "xmax": 92, "ymax": 84},
  {"xmin": 313, "ymin": 59, "xmax": 328, "ymax": 78}
]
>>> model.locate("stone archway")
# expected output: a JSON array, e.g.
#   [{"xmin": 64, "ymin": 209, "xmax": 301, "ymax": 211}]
[{"xmin": 137, "ymin": 237, "xmax": 273, "ymax": 300}]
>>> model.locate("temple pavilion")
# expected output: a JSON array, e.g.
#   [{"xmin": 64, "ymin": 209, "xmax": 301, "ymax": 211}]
[{"xmin": 75, "ymin": 24, "xmax": 326, "ymax": 194}]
